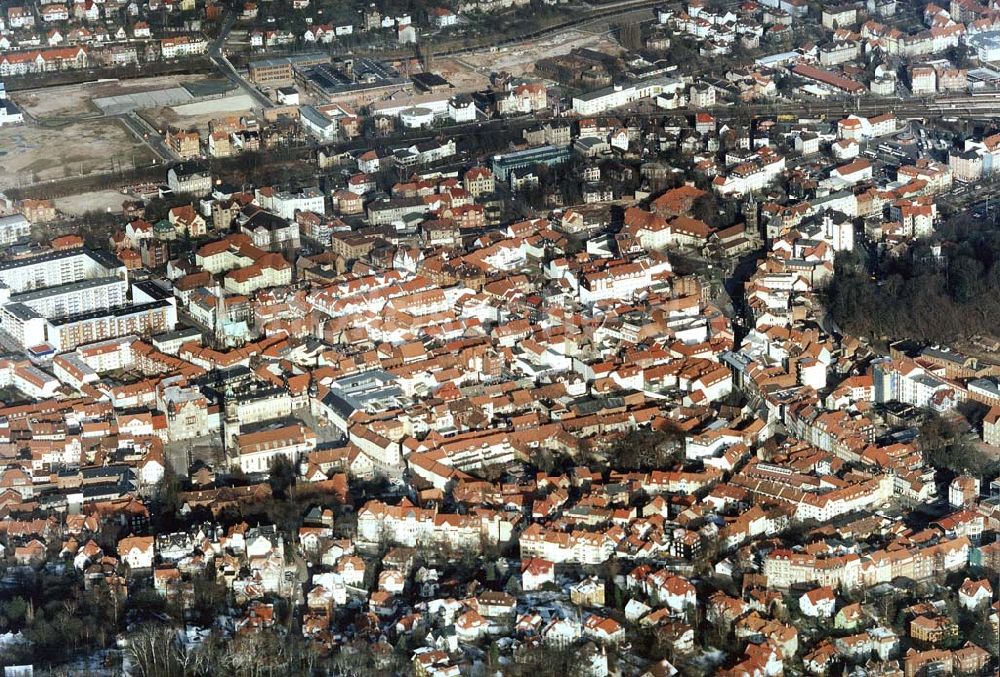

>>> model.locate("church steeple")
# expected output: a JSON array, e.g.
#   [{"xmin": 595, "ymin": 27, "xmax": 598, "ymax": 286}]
[{"xmin": 214, "ymin": 292, "xmax": 226, "ymax": 346}]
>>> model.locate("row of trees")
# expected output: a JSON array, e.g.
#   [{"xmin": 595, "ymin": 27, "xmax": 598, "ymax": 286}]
[{"xmin": 126, "ymin": 625, "xmax": 324, "ymax": 677}]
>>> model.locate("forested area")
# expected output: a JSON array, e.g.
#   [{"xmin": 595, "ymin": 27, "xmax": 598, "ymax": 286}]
[{"xmin": 827, "ymin": 217, "xmax": 1000, "ymax": 344}]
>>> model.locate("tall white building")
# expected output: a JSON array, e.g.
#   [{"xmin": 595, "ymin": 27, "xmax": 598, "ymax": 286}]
[
  {"xmin": 0, "ymin": 248, "xmax": 126, "ymax": 294},
  {"xmin": 7, "ymin": 277, "xmax": 128, "ymax": 318},
  {"xmin": 0, "ymin": 214, "xmax": 30, "ymax": 244}
]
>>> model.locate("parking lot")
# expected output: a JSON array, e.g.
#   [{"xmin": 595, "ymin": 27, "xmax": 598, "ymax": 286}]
[{"xmin": 164, "ymin": 433, "xmax": 226, "ymax": 475}]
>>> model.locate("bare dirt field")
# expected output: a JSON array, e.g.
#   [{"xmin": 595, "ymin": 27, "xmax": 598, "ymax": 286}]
[
  {"xmin": 462, "ymin": 29, "xmax": 622, "ymax": 77},
  {"xmin": 144, "ymin": 93, "xmax": 258, "ymax": 134},
  {"xmin": 170, "ymin": 93, "xmax": 258, "ymax": 117},
  {"xmin": 0, "ymin": 120, "xmax": 156, "ymax": 189},
  {"xmin": 12, "ymin": 74, "xmax": 211, "ymax": 120},
  {"xmin": 54, "ymin": 189, "xmax": 132, "ymax": 216},
  {"xmin": 429, "ymin": 58, "xmax": 491, "ymax": 92}
]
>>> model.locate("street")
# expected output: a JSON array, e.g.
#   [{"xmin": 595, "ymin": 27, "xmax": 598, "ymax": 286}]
[{"xmin": 209, "ymin": 9, "xmax": 274, "ymax": 110}]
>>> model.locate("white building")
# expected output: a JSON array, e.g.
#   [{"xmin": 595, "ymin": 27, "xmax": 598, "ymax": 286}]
[
  {"xmin": 0, "ymin": 82, "xmax": 23, "ymax": 127},
  {"xmin": 6, "ymin": 277, "xmax": 128, "ymax": 319},
  {"xmin": 799, "ymin": 587, "xmax": 837, "ymax": 617},
  {"xmin": 260, "ymin": 187, "xmax": 326, "ymax": 220},
  {"xmin": 234, "ymin": 422, "xmax": 318, "ymax": 474},
  {"xmin": 167, "ymin": 164, "xmax": 212, "ymax": 196},
  {"xmin": 160, "ymin": 36, "xmax": 209, "ymax": 59},
  {"xmin": 573, "ymin": 77, "xmax": 685, "ymax": 116},
  {"xmin": 448, "ymin": 95, "xmax": 476, "ymax": 123},
  {"xmin": 713, "ymin": 151, "xmax": 786, "ymax": 196},
  {"xmin": 300, "ymin": 106, "xmax": 338, "ymax": 142},
  {"xmin": 0, "ymin": 213, "xmax": 30, "ymax": 244},
  {"xmin": 0, "ymin": 248, "xmax": 126, "ymax": 295},
  {"xmin": 578, "ymin": 257, "xmax": 672, "ymax": 304}
]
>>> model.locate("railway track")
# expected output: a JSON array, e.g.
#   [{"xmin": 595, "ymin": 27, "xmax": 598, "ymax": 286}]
[
  {"xmin": 609, "ymin": 93, "xmax": 1000, "ymax": 121},
  {"xmin": 427, "ymin": 0, "xmax": 665, "ymax": 58}
]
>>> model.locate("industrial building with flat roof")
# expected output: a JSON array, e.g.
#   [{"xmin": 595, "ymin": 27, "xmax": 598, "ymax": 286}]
[
  {"xmin": 248, "ymin": 53, "xmax": 327, "ymax": 86},
  {"xmin": 299, "ymin": 57, "xmax": 407, "ymax": 99}
]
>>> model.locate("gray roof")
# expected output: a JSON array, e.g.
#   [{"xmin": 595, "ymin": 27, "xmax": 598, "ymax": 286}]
[
  {"xmin": 300, "ymin": 105, "xmax": 334, "ymax": 129},
  {"xmin": 48, "ymin": 299, "xmax": 171, "ymax": 327},
  {"xmin": 0, "ymin": 214, "xmax": 29, "ymax": 227},
  {"xmin": 153, "ymin": 327, "xmax": 202, "ymax": 343},
  {"xmin": 3, "ymin": 302, "xmax": 40, "ymax": 321},
  {"xmin": 10, "ymin": 276, "xmax": 123, "ymax": 304}
]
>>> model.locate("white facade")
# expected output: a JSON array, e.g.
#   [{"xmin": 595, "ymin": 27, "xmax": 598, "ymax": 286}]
[
  {"xmin": 160, "ymin": 37, "xmax": 209, "ymax": 59},
  {"xmin": 713, "ymin": 155, "xmax": 787, "ymax": 196},
  {"xmin": 0, "ymin": 214, "xmax": 30, "ymax": 244},
  {"xmin": 400, "ymin": 106, "xmax": 435, "ymax": 128},
  {"xmin": 448, "ymin": 98, "xmax": 476, "ymax": 122},
  {"xmin": 8, "ymin": 277, "xmax": 128, "ymax": 318},
  {"xmin": 270, "ymin": 189, "xmax": 326, "ymax": 220},
  {"xmin": 573, "ymin": 78, "xmax": 684, "ymax": 116},
  {"xmin": 0, "ymin": 248, "xmax": 126, "ymax": 294},
  {"xmin": 0, "ymin": 83, "xmax": 23, "ymax": 127}
]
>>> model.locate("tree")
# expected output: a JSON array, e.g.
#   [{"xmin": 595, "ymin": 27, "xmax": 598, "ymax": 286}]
[
  {"xmin": 125, "ymin": 625, "xmax": 188, "ymax": 677},
  {"xmin": 964, "ymin": 608, "xmax": 999, "ymax": 654},
  {"xmin": 268, "ymin": 455, "xmax": 297, "ymax": 499},
  {"xmin": 606, "ymin": 427, "xmax": 684, "ymax": 471},
  {"xmin": 152, "ymin": 465, "xmax": 182, "ymax": 532},
  {"xmin": 190, "ymin": 567, "xmax": 229, "ymax": 627},
  {"xmin": 827, "ymin": 213, "xmax": 1000, "ymax": 343},
  {"xmin": 918, "ymin": 411, "xmax": 988, "ymax": 476},
  {"xmin": 620, "ymin": 21, "xmax": 643, "ymax": 51},
  {"xmin": 692, "ymin": 192, "xmax": 724, "ymax": 228},
  {"xmin": 0, "ymin": 596, "xmax": 28, "ymax": 631},
  {"xmin": 506, "ymin": 644, "xmax": 587, "ymax": 677}
]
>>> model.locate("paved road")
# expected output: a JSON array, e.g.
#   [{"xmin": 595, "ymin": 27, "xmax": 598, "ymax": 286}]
[
  {"xmin": 210, "ymin": 9, "xmax": 273, "ymax": 110},
  {"xmin": 118, "ymin": 111, "xmax": 174, "ymax": 161},
  {"xmin": 940, "ymin": 176, "xmax": 1000, "ymax": 210}
]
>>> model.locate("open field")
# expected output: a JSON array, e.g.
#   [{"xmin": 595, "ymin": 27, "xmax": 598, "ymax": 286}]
[
  {"xmin": 0, "ymin": 120, "xmax": 156, "ymax": 189},
  {"xmin": 53, "ymin": 189, "xmax": 132, "ymax": 216},
  {"xmin": 428, "ymin": 58, "xmax": 491, "ymax": 92},
  {"xmin": 11, "ymin": 74, "xmax": 214, "ymax": 120},
  {"xmin": 144, "ymin": 93, "xmax": 258, "ymax": 135},
  {"xmin": 170, "ymin": 93, "xmax": 257, "ymax": 117},
  {"xmin": 461, "ymin": 29, "xmax": 622, "ymax": 77}
]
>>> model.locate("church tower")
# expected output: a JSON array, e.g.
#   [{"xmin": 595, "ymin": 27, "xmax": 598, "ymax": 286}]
[{"xmin": 223, "ymin": 386, "xmax": 241, "ymax": 451}]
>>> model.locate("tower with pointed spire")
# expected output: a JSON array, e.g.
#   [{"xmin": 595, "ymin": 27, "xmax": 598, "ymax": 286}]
[{"xmin": 213, "ymin": 292, "xmax": 226, "ymax": 347}]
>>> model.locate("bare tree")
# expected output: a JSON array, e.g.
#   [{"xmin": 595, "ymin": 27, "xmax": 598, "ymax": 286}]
[
  {"xmin": 125, "ymin": 624, "xmax": 184, "ymax": 677},
  {"xmin": 620, "ymin": 22, "xmax": 643, "ymax": 51}
]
